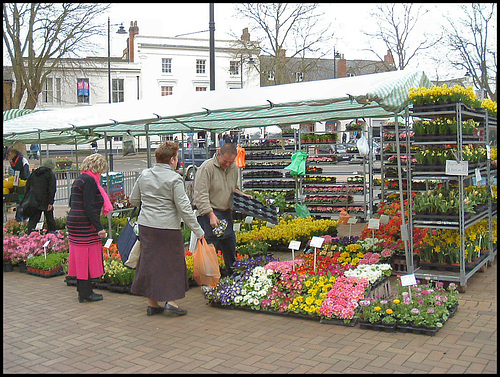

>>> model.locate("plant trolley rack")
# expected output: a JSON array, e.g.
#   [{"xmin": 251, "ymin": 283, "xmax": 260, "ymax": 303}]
[{"xmin": 401, "ymin": 102, "xmax": 496, "ymax": 292}]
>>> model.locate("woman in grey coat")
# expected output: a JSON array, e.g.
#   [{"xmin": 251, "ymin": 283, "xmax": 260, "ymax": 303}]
[{"xmin": 129, "ymin": 141, "xmax": 205, "ymax": 316}]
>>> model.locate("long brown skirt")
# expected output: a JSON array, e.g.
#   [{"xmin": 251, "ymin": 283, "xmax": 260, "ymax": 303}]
[{"xmin": 130, "ymin": 225, "xmax": 188, "ymax": 302}]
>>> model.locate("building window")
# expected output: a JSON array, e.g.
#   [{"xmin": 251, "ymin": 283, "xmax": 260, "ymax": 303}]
[
  {"xmin": 55, "ymin": 78, "xmax": 61, "ymax": 104},
  {"xmin": 112, "ymin": 79, "xmax": 124, "ymax": 103},
  {"xmin": 195, "ymin": 87, "xmax": 207, "ymax": 91},
  {"xmin": 229, "ymin": 61, "xmax": 239, "ymax": 75},
  {"xmin": 295, "ymin": 72, "xmax": 304, "ymax": 82},
  {"xmin": 268, "ymin": 70, "xmax": 275, "ymax": 81},
  {"xmin": 42, "ymin": 78, "xmax": 54, "ymax": 103},
  {"xmin": 162, "ymin": 58, "xmax": 172, "ymax": 73},
  {"xmin": 161, "ymin": 86, "xmax": 173, "ymax": 96},
  {"xmin": 196, "ymin": 59, "xmax": 206, "ymax": 74},
  {"xmin": 77, "ymin": 78, "xmax": 90, "ymax": 104}
]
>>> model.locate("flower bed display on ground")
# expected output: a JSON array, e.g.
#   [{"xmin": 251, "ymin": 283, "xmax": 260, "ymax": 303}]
[{"xmin": 358, "ymin": 278, "xmax": 459, "ymax": 335}]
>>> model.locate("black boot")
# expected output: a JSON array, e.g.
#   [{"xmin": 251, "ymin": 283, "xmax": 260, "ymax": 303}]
[{"xmin": 78, "ymin": 292, "xmax": 103, "ymax": 303}]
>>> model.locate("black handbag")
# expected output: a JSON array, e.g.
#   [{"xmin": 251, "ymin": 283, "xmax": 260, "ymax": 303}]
[
  {"xmin": 19, "ymin": 189, "xmax": 40, "ymax": 217},
  {"xmin": 116, "ymin": 207, "xmax": 140, "ymax": 265}
]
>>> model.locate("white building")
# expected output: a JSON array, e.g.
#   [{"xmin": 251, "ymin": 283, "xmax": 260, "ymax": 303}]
[{"xmin": 10, "ymin": 22, "xmax": 261, "ymax": 152}]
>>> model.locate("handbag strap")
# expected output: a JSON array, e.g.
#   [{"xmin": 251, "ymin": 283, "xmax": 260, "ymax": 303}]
[{"xmin": 127, "ymin": 207, "xmax": 139, "ymax": 222}]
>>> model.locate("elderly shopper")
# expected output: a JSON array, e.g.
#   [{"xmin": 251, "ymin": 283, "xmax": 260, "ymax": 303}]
[
  {"xmin": 67, "ymin": 154, "xmax": 113, "ymax": 303},
  {"xmin": 129, "ymin": 141, "xmax": 205, "ymax": 316}
]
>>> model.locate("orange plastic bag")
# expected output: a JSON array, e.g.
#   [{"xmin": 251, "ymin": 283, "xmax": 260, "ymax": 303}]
[{"xmin": 193, "ymin": 238, "xmax": 221, "ymax": 287}]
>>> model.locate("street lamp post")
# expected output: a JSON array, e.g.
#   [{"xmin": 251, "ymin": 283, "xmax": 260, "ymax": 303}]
[{"xmin": 107, "ymin": 17, "xmax": 126, "ymax": 171}]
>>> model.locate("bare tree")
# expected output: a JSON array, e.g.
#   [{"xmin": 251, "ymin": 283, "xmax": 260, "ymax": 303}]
[
  {"xmin": 442, "ymin": 3, "xmax": 497, "ymax": 101},
  {"xmin": 232, "ymin": 3, "xmax": 335, "ymax": 85},
  {"xmin": 365, "ymin": 3, "xmax": 441, "ymax": 70},
  {"xmin": 3, "ymin": 3, "xmax": 110, "ymax": 109}
]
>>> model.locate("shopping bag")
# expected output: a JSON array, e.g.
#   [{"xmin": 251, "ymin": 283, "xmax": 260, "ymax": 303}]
[
  {"xmin": 284, "ymin": 150, "xmax": 308, "ymax": 175},
  {"xmin": 357, "ymin": 133, "xmax": 369, "ymax": 157},
  {"xmin": 124, "ymin": 240, "xmax": 141, "ymax": 269},
  {"xmin": 295, "ymin": 203, "xmax": 311, "ymax": 218},
  {"xmin": 116, "ymin": 208, "xmax": 139, "ymax": 265},
  {"xmin": 193, "ymin": 238, "xmax": 221, "ymax": 287},
  {"xmin": 19, "ymin": 189, "xmax": 40, "ymax": 217}
]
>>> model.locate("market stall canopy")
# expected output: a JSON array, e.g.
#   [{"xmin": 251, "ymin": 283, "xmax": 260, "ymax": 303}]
[
  {"xmin": 3, "ymin": 108, "xmax": 38, "ymax": 121},
  {"xmin": 3, "ymin": 69, "xmax": 431, "ymax": 144}
]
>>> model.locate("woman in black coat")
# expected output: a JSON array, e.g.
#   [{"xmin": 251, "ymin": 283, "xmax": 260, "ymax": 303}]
[{"xmin": 25, "ymin": 159, "xmax": 57, "ymax": 234}]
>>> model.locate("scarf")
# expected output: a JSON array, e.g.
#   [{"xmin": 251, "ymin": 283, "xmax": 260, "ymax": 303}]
[{"xmin": 81, "ymin": 170, "xmax": 113, "ymax": 216}]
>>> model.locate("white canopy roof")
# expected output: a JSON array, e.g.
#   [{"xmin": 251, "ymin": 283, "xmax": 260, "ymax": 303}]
[{"xmin": 3, "ymin": 69, "xmax": 431, "ymax": 144}]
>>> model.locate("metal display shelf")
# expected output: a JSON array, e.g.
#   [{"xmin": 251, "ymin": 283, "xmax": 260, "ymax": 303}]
[{"xmin": 402, "ymin": 102, "xmax": 497, "ymax": 292}]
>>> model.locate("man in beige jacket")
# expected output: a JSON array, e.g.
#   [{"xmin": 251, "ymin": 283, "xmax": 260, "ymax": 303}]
[{"xmin": 193, "ymin": 143, "xmax": 251, "ymax": 277}]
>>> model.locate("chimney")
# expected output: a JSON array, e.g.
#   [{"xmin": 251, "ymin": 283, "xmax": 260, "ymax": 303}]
[
  {"xmin": 384, "ymin": 49, "xmax": 394, "ymax": 65},
  {"xmin": 127, "ymin": 21, "xmax": 139, "ymax": 63},
  {"xmin": 337, "ymin": 55, "xmax": 347, "ymax": 78},
  {"xmin": 241, "ymin": 27, "xmax": 250, "ymax": 42}
]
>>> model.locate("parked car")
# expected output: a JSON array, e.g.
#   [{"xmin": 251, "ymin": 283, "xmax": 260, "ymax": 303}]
[{"xmin": 176, "ymin": 147, "xmax": 211, "ymax": 180}]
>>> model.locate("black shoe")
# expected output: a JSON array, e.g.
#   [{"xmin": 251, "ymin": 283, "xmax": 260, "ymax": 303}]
[
  {"xmin": 165, "ymin": 303, "xmax": 187, "ymax": 316},
  {"xmin": 78, "ymin": 292, "xmax": 103, "ymax": 303},
  {"xmin": 147, "ymin": 306, "xmax": 165, "ymax": 316}
]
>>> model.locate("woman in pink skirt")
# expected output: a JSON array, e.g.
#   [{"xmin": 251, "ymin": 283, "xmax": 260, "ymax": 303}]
[{"xmin": 67, "ymin": 154, "xmax": 113, "ymax": 302}]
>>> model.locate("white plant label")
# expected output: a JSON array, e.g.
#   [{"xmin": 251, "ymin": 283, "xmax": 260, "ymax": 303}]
[
  {"xmin": 35, "ymin": 222, "xmax": 44, "ymax": 230},
  {"xmin": 104, "ymin": 238, "xmax": 113, "ymax": 249},
  {"xmin": 400, "ymin": 273, "xmax": 417, "ymax": 287},
  {"xmin": 400, "ymin": 224, "xmax": 409, "ymax": 241},
  {"xmin": 112, "ymin": 211, "xmax": 120, "ymax": 217},
  {"xmin": 244, "ymin": 216, "xmax": 254, "ymax": 224},
  {"xmin": 310, "ymin": 236, "xmax": 324, "ymax": 249},
  {"xmin": 475, "ymin": 168, "xmax": 482, "ymax": 186},
  {"xmin": 380, "ymin": 214, "xmax": 390, "ymax": 224},
  {"xmin": 233, "ymin": 223, "xmax": 241, "ymax": 232},
  {"xmin": 368, "ymin": 218, "xmax": 380, "ymax": 229},
  {"xmin": 266, "ymin": 221, "xmax": 275, "ymax": 228},
  {"xmin": 288, "ymin": 240, "xmax": 301, "ymax": 250},
  {"xmin": 43, "ymin": 240, "xmax": 50, "ymax": 248},
  {"xmin": 445, "ymin": 160, "xmax": 468, "ymax": 176},
  {"xmin": 347, "ymin": 217, "xmax": 357, "ymax": 224}
]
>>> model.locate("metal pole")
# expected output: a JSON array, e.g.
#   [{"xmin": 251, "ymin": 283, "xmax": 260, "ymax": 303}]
[
  {"xmin": 107, "ymin": 17, "xmax": 114, "ymax": 171},
  {"xmin": 240, "ymin": 55, "xmax": 243, "ymax": 88},
  {"xmin": 333, "ymin": 47, "xmax": 336, "ymax": 79},
  {"xmin": 209, "ymin": 3, "xmax": 215, "ymax": 91},
  {"xmin": 108, "ymin": 17, "xmax": 111, "ymax": 104}
]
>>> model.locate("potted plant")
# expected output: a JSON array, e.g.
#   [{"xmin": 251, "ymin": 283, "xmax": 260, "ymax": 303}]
[{"xmin": 55, "ymin": 156, "xmax": 73, "ymax": 170}]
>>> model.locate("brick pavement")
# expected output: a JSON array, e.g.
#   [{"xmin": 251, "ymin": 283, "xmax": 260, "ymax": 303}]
[{"xmin": 3, "ymin": 243, "xmax": 497, "ymax": 374}]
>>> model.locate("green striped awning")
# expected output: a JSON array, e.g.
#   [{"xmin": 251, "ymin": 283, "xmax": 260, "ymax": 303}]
[{"xmin": 3, "ymin": 109, "xmax": 37, "ymax": 121}]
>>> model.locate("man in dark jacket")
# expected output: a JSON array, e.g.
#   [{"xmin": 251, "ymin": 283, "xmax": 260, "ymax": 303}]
[
  {"xmin": 9, "ymin": 148, "xmax": 31, "ymax": 222},
  {"xmin": 25, "ymin": 158, "xmax": 57, "ymax": 234}
]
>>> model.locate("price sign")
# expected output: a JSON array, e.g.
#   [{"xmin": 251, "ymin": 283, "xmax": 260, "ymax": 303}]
[
  {"xmin": 445, "ymin": 160, "xmax": 468, "ymax": 176},
  {"xmin": 486, "ymin": 145, "xmax": 491, "ymax": 159},
  {"xmin": 244, "ymin": 216, "xmax": 254, "ymax": 224},
  {"xmin": 104, "ymin": 238, "xmax": 113, "ymax": 249},
  {"xmin": 310, "ymin": 236, "xmax": 324, "ymax": 249},
  {"xmin": 380, "ymin": 214, "xmax": 390, "ymax": 224},
  {"xmin": 400, "ymin": 273, "xmax": 417, "ymax": 287},
  {"xmin": 291, "ymin": 124, "xmax": 300, "ymax": 130},
  {"xmin": 112, "ymin": 212, "xmax": 120, "ymax": 217},
  {"xmin": 288, "ymin": 240, "xmax": 301, "ymax": 250},
  {"xmin": 368, "ymin": 218, "xmax": 380, "ymax": 229},
  {"xmin": 347, "ymin": 217, "xmax": 357, "ymax": 224},
  {"xmin": 233, "ymin": 223, "xmax": 241, "ymax": 232},
  {"xmin": 13, "ymin": 171, "xmax": 20, "ymax": 186},
  {"xmin": 35, "ymin": 222, "xmax": 44, "ymax": 231}
]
